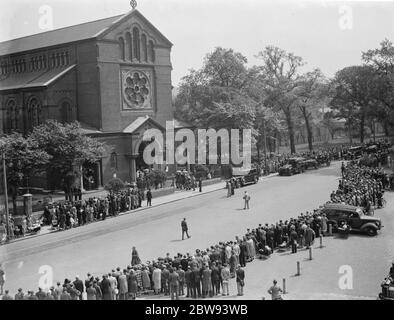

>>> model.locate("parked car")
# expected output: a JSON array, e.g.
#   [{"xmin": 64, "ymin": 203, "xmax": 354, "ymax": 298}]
[
  {"xmin": 316, "ymin": 155, "xmax": 331, "ymax": 167},
  {"xmin": 232, "ymin": 167, "xmax": 260, "ymax": 186},
  {"xmin": 344, "ymin": 146, "xmax": 363, "ymax": 160},
  {"xmin": 302, "ymin": 158, "xmax": 319, "ymax": 170},
  {"xmin": 279, "ymin": 158, "xmax": 305, "ymax": 176},
  {"xmin": 319, "ymin": 203, "xmax": 382, "ymax": 236}
]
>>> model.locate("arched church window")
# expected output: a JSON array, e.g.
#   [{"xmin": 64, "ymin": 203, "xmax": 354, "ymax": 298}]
[
  {"xmin": 56, "ymin": 53, "xmax": 61, "ymax": 67},
  {"xmin": 125, "ymin": 32, "xmax": 132, "ymax": 61},
  {"xmin": 141, "ymin": 34, "xmax": 148, "ymax": 62},
  {"xmin": 110, "ymin": 152, "xmax": 118, "ymax": 171},
  {"xmin": 149, "ymin": 40, "xmax": 155, "ymax": 63},
  {"xmin": 65, "ymin": 52, "xmax": 70, "ymax": 65},
  {"xmin": 61, "ymin": 100, "xmax": 74, "ymax": 123},
  {"xmin": 119, "ymin": 37, "xmax": 125, "ymax": 60},
  {"xmin": 28, "ymin": 97, "xmax": 42, "ymax": 129},
  {"xmin": 6, "ymin": 99, "xmax": 19, "ymax": 133},
  {"xmin": 133, "ymin": 27, "xmax": 140, "ymax": 61}
]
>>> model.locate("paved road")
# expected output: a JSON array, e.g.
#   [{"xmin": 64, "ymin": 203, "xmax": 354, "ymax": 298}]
[{"xmin": 0, "ymin": 162, "xmax": 366, "ymax": 296}]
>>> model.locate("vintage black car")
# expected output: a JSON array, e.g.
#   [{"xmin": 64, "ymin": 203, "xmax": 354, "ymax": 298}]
[
  {"xmin": 319, "ymin": 203, "xmax": 382, "ymax": 236},
  {"xmin": 279, "ymin": 157, "xmax": 305, "ymax": 176},
  {"xmin": 232, "ymin": 167, "xmax": 260, "ymax": 186},
  {"xmin": 301, "ymin": 158, "xmax": 319, "ymax": 170},
  {"xmin": 344, "ymin": 146, "xmax": 363, "ymax": 160},
  {"xmin": 316, "ymin": 155, "xmax": 331, "ymax": 167}
]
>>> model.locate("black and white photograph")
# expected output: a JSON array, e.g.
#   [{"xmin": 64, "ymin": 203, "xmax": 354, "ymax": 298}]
[{"xmin": 1, "ymin": 0, "xmax": 394, "ymax": 305}]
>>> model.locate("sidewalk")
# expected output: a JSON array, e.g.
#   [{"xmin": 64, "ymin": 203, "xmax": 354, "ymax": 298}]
[{"xmin": 4, "ymin": 173, "xmax": 278, "ymax": 244}]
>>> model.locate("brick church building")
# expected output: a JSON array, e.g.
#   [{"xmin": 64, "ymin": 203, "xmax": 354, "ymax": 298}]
[{"xmin": 0, "ymin": 8, "xmax": 182, "ymax": 190}]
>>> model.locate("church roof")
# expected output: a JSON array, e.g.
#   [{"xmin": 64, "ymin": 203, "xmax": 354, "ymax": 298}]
[
  {"xmin": 123, "ymin": 116, "xmax": 165, "ymax": 134},
  {"xmin": 0, "ymin": 9, "xmax": 172, "ymax": 56},
  {"xmin": 0, "ymin": 64, "xmax": 76, "ymax": 91},
  {"xmin": 0, "ymin": 16, "xmax": 123, "ymax": 56},
  {"xmin": 173, "ymin": 118, "xmax": 194, "ymax": 129}
]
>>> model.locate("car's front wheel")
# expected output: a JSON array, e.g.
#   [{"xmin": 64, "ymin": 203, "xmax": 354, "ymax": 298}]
[{"xmin": 365, "ymin": 227, "xmax": 377, "ymax": 237}]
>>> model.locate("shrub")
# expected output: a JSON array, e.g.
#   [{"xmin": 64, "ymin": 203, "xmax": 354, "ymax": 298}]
[{"xmin": 104, "ymin": 177, "xmax": 125, "ymax": 193}]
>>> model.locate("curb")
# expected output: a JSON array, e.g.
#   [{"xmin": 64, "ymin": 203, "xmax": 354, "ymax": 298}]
[{"xmin": 2, "ymin": 173, "xmax": 278, "ymax": 246}]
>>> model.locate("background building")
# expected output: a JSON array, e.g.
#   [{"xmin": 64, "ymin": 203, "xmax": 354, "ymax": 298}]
[{"xmin": 0, "ymin": 9, "xmax": 176, "ymax": 190}]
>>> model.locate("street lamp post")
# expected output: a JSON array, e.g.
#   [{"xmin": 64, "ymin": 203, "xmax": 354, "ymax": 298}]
[{"xmin": 2, "ymin": 152, "xmax": 10, "ymax": 241}]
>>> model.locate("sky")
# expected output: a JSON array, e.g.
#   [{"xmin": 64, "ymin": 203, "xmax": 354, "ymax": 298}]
[{"xmin": 0, "ymin": 0, "xmax": 393, "ymax": 86}]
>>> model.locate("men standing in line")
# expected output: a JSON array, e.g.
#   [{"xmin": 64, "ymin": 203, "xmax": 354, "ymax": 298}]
[
  {"xmin": 211, "ymin": 262, "xmax": 220, "ymax": 296},
  {"xmin": 221, "ymin": 263, "xmax": 230, "ymax": 296},
  {"xmin": 181, "ymin": 218, "xmax": 191, "ymax": 240},
  {"xmin": 290, "ymin": 225, "xmax": 298, "ymax": 254},
  {"xmin": 169, "ymin": 268, "xmax": 180, "ymax": 300},
  {"xmin": 236, "ymin": 265, "xmax": 245, "ymax": 296},
  {"xmin": 73, "ymin": 275, "xmax": 84, "ymax": 300},
  {"xmin": 185, "ymin": 266, "xmax": 193, "ymax": 298},
  {"xmin": 192, "ymin": 265, "xmax": 202, "ymax": 299}
]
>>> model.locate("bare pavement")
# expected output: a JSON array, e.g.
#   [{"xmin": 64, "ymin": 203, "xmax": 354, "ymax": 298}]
[{"xmin": 1, "ymin": 161, "xmax": 393, "ymax": 300}]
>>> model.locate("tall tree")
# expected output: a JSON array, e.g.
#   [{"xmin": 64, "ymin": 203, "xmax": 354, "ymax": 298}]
[
  {"xmin": 0, "ymin": 133, "xmax": 50, "ymax": 214},
  {"xmin": 175, "ymin": 47, "xmax": 255, "ymax": 130},
  {"xmin": 362, "ymin": 39, "xmax": 394, "ymax": 135},
  {"xmin": 330, "ymin": 65, "xmax": 377, "ymax": 143},
  {"xmin": 30, "ymin": 120, "xmax": 105, "ymax": 198},
  {"xmin": 295, "ymin": 69, "xmax": 328, "ymax": 151},
  {"xmin": 255, "ymin": 46, "xmax": 305, "ymax": 154}
]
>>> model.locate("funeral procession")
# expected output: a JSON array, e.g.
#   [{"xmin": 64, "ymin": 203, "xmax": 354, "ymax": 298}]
[{"xmin": 1, "ymin": 0, "xmax": 394, "ymax": 303}]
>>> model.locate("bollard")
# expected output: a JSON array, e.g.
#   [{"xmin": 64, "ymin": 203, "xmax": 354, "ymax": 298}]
[
  {"xmin": 320, "ymin": 235, "xmax": 323, "ymax": 248},
  {"xmin": 308, "ymin": 247, "xmax": 313, "ymax": 260},
  {"xmin": 296, "ymin": 261, "xmax": 301, "ymax": 276},
  {"xmin": 282, "ymin": 278, "xmax": 286, "ymax": 294},
  {"xmin": 328, "ymin": 224, "xmax": 333, "ymax": 236}
]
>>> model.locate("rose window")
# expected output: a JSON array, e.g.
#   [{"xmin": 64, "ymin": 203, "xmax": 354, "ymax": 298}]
[{"xmin": 124, "ymin": 72, "xmax": 150, "ymax": 108}]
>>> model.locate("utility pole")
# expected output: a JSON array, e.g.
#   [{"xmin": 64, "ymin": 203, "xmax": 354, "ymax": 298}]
[
  {"xmin": 2, "ymin": 152, "xmax": 10, "ymax": 241},
  {"xmin": 263, "ymin": 118, "xmax": 268, "ymax": 173}
]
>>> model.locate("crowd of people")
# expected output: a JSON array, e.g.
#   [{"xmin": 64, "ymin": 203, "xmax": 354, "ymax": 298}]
[
  {"xmin": 39, "ymin": 188, "xmax": 152, "ymax": 231},
  {"xmin": 330, "ymin": 162, "xmax": 387, "ymax": 211},
  {"xmin": 2, "ymin": 151, "xmax": 390, "ymax": 301}
]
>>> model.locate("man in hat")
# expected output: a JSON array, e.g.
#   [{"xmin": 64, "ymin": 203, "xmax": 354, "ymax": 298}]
[
  {"xmin": 15, "ymin": 288, "xmax": 25, "ymax": 300},
  {"xmin": 243, "ymin": 191, "xmax": 251, "ymax": 210},
  {"xmin": 221, "ymin": 263, "xmax": 231, "ymax": 296},
  {"xmin": 181, "ymin": 218, "xmax": 191, "ymax": 240},
  {"xmin": 185, "ymin": 266, "xmax": 193, "ymax": 298},
  {"xmin": 236, "ymin": 265, "xmax": 245, "ymax": 296},
  {"xmin": 146, "ymin": 189, "xmax": 153, "ymax": 206},
  {"xmin": 1, "ymin": 289, "xmax": 13, "ymax": 300},
  {"xmin": 73, "ymin": 275, "xmax": 84, "ymax": 300},
  {"xmin": 35, "ymin": 287, "xmax": 46, "ymax": 300},
  {"xmin": 161, "ymin": 265, "xmax": 170, "ymax": 296},
  {"xmin": 169, "ymin": 268, "xmax": 180, "ymax": 300}
]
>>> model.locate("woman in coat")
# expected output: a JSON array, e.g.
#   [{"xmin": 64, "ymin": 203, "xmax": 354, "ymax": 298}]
[
  {"xmin": 152, "ymin": 265, "xmax": 162, "ymax": 294},
  {"xmin": 304, "ymin": 225, "xmax": 315, "ymax": 248},
  {"xmin": 142, "ymin": 267, "xmax": 151, "ymax": 290},
  {"xmin": 201, "ymin": 266, "xmax": 213, "ymax": 298},
  {"xmin": 118, "ymin": 270, "xmax": 128, "ymax": 300},
  {"xmin": 127, "ymin": 269, "xmax": 138, "ymax": 300},
  {"xmin": 131, "ymin": 246, "xmax": 141, "ymax": 266}
]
